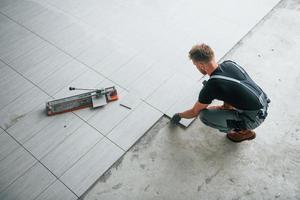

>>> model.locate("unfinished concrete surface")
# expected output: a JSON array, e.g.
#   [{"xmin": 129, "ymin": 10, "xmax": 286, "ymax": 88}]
[{"xmin": 82, "ymin": 0, "xmax": 300, "ymax": 199}]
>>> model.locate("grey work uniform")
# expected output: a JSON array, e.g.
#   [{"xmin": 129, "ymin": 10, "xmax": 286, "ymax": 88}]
[{"xmin": 198, "ymin": 60, "xmax": 270, "ymax": 133}]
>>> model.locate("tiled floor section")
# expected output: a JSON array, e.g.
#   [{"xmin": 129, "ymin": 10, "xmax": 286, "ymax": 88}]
[{"xmin": 0, "ymin": 0, "xmax": 279, "ymax": 199}]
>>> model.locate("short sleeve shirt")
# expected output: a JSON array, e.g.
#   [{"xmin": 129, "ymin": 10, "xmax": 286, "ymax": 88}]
[{"xmin": 198, "ymin": 60, "xmax": 263, "ymax": 110}]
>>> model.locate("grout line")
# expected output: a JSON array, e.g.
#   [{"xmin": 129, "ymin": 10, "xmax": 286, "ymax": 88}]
[
  {"xmin": 32, "ymin": 178, "xmax": 59, "ymax": 200},
  {"xmin": 73, "ymin": 112, "xmax": 126, "ymax": 152},
  {"xmin": 0, "ymin": 11, "xmax": 128, "ymax": 93},
  {"xmin": 0, "ymin": 59, "xmax": 52, "ymax": 97},
  {"xmin": 3, "ymin": 129, "xmax": 79, "ymax": 198},
  {"xmin": 78, "ymin": 115, "xmax": 164, "ymax": 199},
  {"xmin": 0, "ymin": 58, "xmax": 52, "ymax": 114}
]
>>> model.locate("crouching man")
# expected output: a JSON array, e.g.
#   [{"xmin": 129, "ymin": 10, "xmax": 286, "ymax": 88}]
[{"xmin": 171, "ymin": 44, "xmax": 270, "ymax": 142}]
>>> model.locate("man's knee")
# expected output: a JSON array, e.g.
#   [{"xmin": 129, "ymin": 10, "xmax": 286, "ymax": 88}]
[{"xmin": 199, "ymin": 109, "xmax": 210, "ymax": 123}]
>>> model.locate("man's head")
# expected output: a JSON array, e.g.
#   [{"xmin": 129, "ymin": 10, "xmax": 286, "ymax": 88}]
[{"xmin": 189, "ymin": 44, "xmax": 217, "ymax": 75}]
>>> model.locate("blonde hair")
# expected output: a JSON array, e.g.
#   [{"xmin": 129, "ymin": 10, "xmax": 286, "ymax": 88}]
[{"xmin": 189, "ymin": 43, "xmax": 214, "ymax": 63}]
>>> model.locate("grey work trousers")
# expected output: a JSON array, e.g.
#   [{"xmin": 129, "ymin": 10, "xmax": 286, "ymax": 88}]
[{"xmin": 199, "ymin": 109, "xmax": 265, "ymax": 133}]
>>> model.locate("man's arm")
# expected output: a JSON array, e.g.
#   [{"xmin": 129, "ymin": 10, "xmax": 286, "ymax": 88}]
[
  {"xmin": 179, "ymin": 101, "xmax": 209, "ymax": 119},
  {"xmin": 171, "ymin": 101, "xmax": 209, "ymax": 124}
]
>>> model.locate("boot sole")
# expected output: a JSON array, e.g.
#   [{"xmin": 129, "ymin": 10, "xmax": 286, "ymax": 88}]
[{"xmin": 226, "ymin": 132, "xmax": 256, "ymax": 143}]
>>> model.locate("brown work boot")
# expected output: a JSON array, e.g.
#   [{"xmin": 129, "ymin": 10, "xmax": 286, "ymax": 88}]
[{"xmin": 226, "ymin": 130, "xmax": 256, "ymax": 143}]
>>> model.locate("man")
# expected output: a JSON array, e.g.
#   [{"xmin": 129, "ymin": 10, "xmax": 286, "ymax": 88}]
[{"xmin": 171, "ymin": 44, "xmax": 270, "ymax": 143}]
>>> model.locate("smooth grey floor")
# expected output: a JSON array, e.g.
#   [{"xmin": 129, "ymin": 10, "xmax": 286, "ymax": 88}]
[
  {"xmin": 0, "ymin": 0, "xmax": 280, "ymax": 199},
  {"xmin": 82, "ymin": 1, "xmax": 300, "ymax": 199}
]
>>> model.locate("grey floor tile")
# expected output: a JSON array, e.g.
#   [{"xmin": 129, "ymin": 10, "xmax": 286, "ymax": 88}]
[
  {"xmin": 0, "ymin": 16, "xmax": 32, "ymax": 48},
  {"xmin": 54, "ymin": 68, "xmax": 105, "ymax": 99},
  {"xmin": 0, "ymin": 0, "xmax": 14, "ymax": 10},
  {"xmin": 10, "ymin": 44, "xmax": 72, "ymax": 84},
  {"xmin": 22, "ymin": 8, "xmax": 74, "ymax": 40},
  {"xmin": 127, "ymin": 62, "xmax": 175, "ymax": 100},
  {"xmin": 0, "ymin": 33, "xmax": 46, "ymax": 64},
  {"xmin": 0, "ymin": 63, "xmax": 34, "ymax": 110},
  {"xmin": 119, "ymin": 91, "xmax": 142, "ymax": 110},
  {"xmin": 41, "ymin": 123, "xmax": 103, "ymax": 177},
  {"xmin": 38, "ymin": 59, "xmax": 87, "ymax": 96},
  {"xmin": 146, "ymin": 73, "xmax": 196, "ymax": 113},
  {"xmin": 60, "ymin": 137, "xmax": 124, "ymax": 196},
  {"xmin": 35, "ymin": 180, "xmax": 77, "ymax": 200},
  {"xmin": 167, "ymin": 54, "xmax": 206, "ymax": 82},
  {"xmin": 46, "ymin": 23, "xmax": 96, "ymax": 57},
  {"xmin": 9, "ymin": 43, "xmax": 53, "ymax": 73},
  {"xmin": 0, "ymin": 0, "xmax": 46, "ymax": 24},
  {"xmin": 76, "ymin": 37, "xmax": 115, "ymax": 67},
  {"xmin": 6, "ymin": 103, "xmax": 55, "ymax": 144},
  {"xmin": 91, "ymin": 45, "xmax": 137, "ymax": 77},
  {"xmin": 0, "ymin": 147, "xmax": 37, "ymax": 192},
  {"xmin": 0, "ymin": 86, "xmax": 50, "ymax": 130},
  {"xmin": 87, "ymin": 100, "xmax": 131, "ymax": 136},
  {"xmin": 109, "ymin": 54, "xmax": 154, "ymax": 90},
  {"xmin": 24, "ymin": 113, "xmax": 84, "ymax": 160},
  {"xmin": 107, "ymin": 102, "xmax": 163, "ymax": 151},
  {"xmin": 0, "ymin": 130, "xmax": 20, "ymax": 161},
  {"xmin": 0, "ymin": 162, "xmax": 56, "ymax": 200}
]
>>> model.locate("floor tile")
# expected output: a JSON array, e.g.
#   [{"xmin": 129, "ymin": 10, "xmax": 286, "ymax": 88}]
[
  {"xmin": 0, "ymin": 62, "xmax": 33, "ymax": 110},
  {"xmin": 0, "ymin": 33, "xmax": 46, "ymax": 64},
  {"xmin": 38, "ymin": 59, "xmax": 87, "ymax": 96},
  {"xmin": 0, "ymin": 130, "xmax": 20, "ymax": 161},
  {"xmin": 41, "ymin": 123, "xmax": 103, "ymax": 177},
  {"xmin": 109, "ymin": 54, "xmax": 154, "ymax": 90},
  {"xmin": 0, "ymin": 0, "xmax": 46, "ymax": 24},
  {"xmin": 76, "ymin": 37, "xmax": 115, "ymax": 67},
  {"xmin": 127, "ymin": 61, "xmax": 175, "ymax": 100},
  {"xmin": 119, "ymin": 91, "xmax": 142, "ymax": 110},
  {"xmin": 24, "ymin": 113, "xmax": 84, "ymax": 160},
  {"xmin": 91, "ymin": 47, "xmax": 137, "ymax": 77},
  {"xmin": 0, "ymin": 17, "xmax": 32, "ymax": 52},
  {"xmin": 0, "ymin": 147, "xmax": 36, "ymax": 192},
  {"xmin": 46, "ymin": 23, "xmax": 97, "ymax": 57},
  {"xmin": 107, "ymin": 102, "xmax": 163, "ymax": 151},
  {"xmin": 6, "ymin": 103, "xmax": 54, "ymax": 144},
  {"xmin": 60, "ymin": 138, "xmax": 124, "ymax": 196},
  {"xmin": 0, "ymin": 0, "xmax": 14, "ymax": 10},
  {"xmin": 87, "ymin": 97, "xmax": 131, "ymax": 136},
  {"xmin": 146, "ymin": 73, "xmax": 196, "ymax": 113},
  {"xmin": 0, "ymin": 86, "xmax": 50, "ymax": 130},
  {"xmin": 0, "ymin": 163, "xmax": 56, "ymax": 200},
  {"xmin": 54, "ymin": 68, "xmax": 105, "ymax": 99},
  {"xmin": 22, "ymin": 8, "xmax": 74, "ymax": 40},
  {"xmin": 10, "ymin": 44, "xmax": 72, "ymax": 84},
  {"xmin": 35, "ymin": 180, "xmax": 77, "ymax": 200}
]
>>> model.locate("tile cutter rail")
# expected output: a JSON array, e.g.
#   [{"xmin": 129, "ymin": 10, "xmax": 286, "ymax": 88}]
[{"xmin": 46, "ymin": 86, "xmax": 118, "ymax": 116}]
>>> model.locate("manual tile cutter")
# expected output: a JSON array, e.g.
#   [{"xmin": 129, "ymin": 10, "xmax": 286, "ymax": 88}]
[{"xmin": 46, "ymin": 86, "xmax": 118, "ymax": 116}]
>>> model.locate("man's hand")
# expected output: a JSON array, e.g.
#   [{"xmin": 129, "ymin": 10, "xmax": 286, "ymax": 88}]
[{"xmin": 171, "ymin": 113, "xmax": 181, "ymax": 124}]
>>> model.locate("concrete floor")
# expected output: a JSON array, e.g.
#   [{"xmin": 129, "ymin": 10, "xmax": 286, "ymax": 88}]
[{"xmin": 82, "ymin": 0, "xmax": 300, "ymax": 199}]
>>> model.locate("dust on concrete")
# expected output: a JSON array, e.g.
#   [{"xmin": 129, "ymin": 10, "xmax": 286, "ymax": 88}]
[
  {"xmin": 112, "ymin": 183, "xmax": 122, "ymax": 190},
  {"xmin": 279, "ymin": 0, "xmax": 300, "ymax": 10},
  {"xmin": 144, "ymin": 184, "xmax": 150, "ymax": 192},
  {"xmin": 131, "ymin": 117, "xmax": 169, "ymax": 153},
  {"xmin": 205, "ymin": 168, "xmax": 222, "ymax": 184}
]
